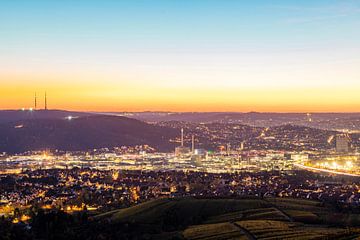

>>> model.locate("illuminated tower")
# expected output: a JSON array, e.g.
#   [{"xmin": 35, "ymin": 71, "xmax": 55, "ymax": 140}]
[
  {"xmin": 44, "ymin": 92, "xmax": 48, "ymax": 110},
  {"xmin": 191, "ymin": 135, "xmax": 195, "ymax": 153},
  {"xmin": 240, "ymin": 142, "xmax": 245, "ymax": 151},
  {"xmin": 175, "ymin": 128, "xmax": 190, "ymax": 156},
  {"xmin": 181, "ymin": 128, "xmax": 184, "ymax": 147}
]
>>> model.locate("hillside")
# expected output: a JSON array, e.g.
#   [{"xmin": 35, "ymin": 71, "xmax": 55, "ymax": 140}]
[
  {"xmin": 0, "ymin": 115, "xmax": 177, "ymax": 153},
  {"xmin": 88, "ymin": 197, "xmax": 360, "ymax": 239},
  {"xmin": 0, "ymin": 109, "xmax": 93, "ymax": 124},
  {"xmin": 116, "ymin": 112, "xmax": 360, "ymax": 130}
]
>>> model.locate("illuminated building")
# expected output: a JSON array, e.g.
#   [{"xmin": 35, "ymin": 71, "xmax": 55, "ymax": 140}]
[
  {"xmin": 336, "ymin": 134, "xmax": 349, "ymax": 153},
  {"xmin": 194, "ymin": 149, "xmax": 207, "ymax": 158},
  {"xmin": 191, "ymin": 148, "xmax": 208, "ymax": 166}
]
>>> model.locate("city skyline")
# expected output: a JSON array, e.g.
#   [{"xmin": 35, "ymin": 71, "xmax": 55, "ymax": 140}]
[{"xmin": 1, "ymin": 0, "xmax": 360, "ymax": 112}]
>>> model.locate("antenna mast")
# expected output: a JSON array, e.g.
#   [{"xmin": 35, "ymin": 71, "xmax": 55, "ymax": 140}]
[
  {"xmin": 44, "ymin": 92, "xmax": 48, "ymax": 110},
  {"xmin": 34, "ymin": 92, "xmax": 37, "ymax": 110}
]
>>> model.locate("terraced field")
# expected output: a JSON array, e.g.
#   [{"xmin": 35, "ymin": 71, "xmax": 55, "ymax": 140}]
[
  {"xmin": 183, "ymin": 219, "xmax": 359, "ymax": 240},
  {"xmin": 97, "ymin": 197, "xmax": 271, "ymax": 225},
  {"xmin": 92, "ymin": 197, "xmax": 360, "ymax": 239},
  {"xmin": 184, "ymin": 222, "xmax": 248, "ymax": 240},
  {"xmin": 235, "ymin": 220, "xmax": 349, "ymax": 240}
]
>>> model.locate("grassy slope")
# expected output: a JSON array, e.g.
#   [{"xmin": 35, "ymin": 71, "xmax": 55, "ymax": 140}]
[
  {"xmin": 93, "ymin": 197, "xmax": 360, "ymax": 239},
  {"xmin": 97, "ymin": 197, "xmax": 271, "ymax": 224}
]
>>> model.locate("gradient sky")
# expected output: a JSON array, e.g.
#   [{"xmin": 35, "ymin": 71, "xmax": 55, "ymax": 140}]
[{"xmin": 1, "ymin": 0, "xmax": 360, "ymax": 112}]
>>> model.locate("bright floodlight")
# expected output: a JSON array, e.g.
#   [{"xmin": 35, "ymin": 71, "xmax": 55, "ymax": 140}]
[{"xmin": 67, "ymin": 116, "xmax": 73, "ymax": 121}]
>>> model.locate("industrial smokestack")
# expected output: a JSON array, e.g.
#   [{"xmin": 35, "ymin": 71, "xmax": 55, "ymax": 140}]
[
  {"xmin": 181, "ymin": 128, "xmax": 184, "ymax": 147},
  {"xmin": 192, "ymin": 135, "xmax": 195, "ymax": 153}
]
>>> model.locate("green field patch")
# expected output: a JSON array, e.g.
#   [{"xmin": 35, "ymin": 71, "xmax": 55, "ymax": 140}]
[
  {"xmin": 318, "ymin": 212, "xmax": 360, "ymax": 227},
  {"xmin": 242, "ymin": 207, "xmax": 288, "ymax": 221},
  {"xmin": 266, "ymin": 198, "xmax": 320, "ymax": 207},
  {"xmin": 204, "ymin": 211, "xmax": 244, "ymax": 224},
  {"xmin": 183, "ymin": 222, "xmax": 246, "ymax": 240},
  {"xmin": 200, "ymin": 199, "xmax": 270, "ymax": 218},
  {"xmin": 284, "ymin": 210, "xmax": 319, "ymax": 223},
  {"xmin": 91, "ymin": 208, "xmax": 121, "ymax": 220},
  {"xmin": 110, "ymin": 198, "xmax": 171, "ymax": 221},
  {"xmin": 105, "ymin": 198, "xmax": 271, "ymax": 226},
  {"xmin": 236, "ymin": 220, "xmax": 293, "ymax": 230},
  {"xmin": 267, "ymin": 200, "xmax": 325, "ymax": 213},
  {"xmin": 236, "ymin": 220, "xmax": 351, "ymax": 240}
]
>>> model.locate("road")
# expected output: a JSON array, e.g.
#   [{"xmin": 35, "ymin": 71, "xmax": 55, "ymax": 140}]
[{"xmin": 294, "ymin": 163, "xmax": 360, "ymax": 177}]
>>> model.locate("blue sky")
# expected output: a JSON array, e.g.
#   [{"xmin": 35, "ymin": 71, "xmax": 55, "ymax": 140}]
[{"xmin": 1, "ymin": 1, "xmax": 358, "ymax": 46}]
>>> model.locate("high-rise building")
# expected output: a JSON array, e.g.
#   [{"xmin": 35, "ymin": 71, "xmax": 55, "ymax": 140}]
[
  {"xmin": 191, "ymin": 148, "xmax": 207, "ymax": 166},
  {"xmin": 336, "ymin": 134, "xmax": 349, "ymax": 153}
]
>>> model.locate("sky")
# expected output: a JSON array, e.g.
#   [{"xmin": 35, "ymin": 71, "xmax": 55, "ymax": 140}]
[{"xmin": 0, "ymin": 0, "xmax": 360, "ymax": 112}]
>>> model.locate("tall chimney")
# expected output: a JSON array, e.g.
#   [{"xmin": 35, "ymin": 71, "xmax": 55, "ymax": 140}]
[
  {"xmin": 181, "ymin": 128, "xmax": 184, "ymax": 147},
  {"xmin": 192, "ymin": 135, "xmax": 195, "ymax": 153}
]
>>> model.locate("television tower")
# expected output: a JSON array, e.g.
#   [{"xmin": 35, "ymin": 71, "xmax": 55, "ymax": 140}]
[
  {"xmin": 44, "ymin": 92, "xmax": 48, "ymax": 110},
  {"xmin": 34, "ymin": 92, "xmax": 37, "ymax": 110}
]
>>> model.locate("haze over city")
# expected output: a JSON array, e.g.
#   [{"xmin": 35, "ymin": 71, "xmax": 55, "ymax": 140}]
[{"xmin": 1, "ymin": 0, "xmax": 360, "ymax": 112}]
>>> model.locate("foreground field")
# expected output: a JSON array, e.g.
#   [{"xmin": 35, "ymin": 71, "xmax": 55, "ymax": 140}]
[
  {"xmin": 92, "ymin": 197, "xmax": 360, "ymax": 239},
  {"xmin": 185, "ymin": 220, "xmax": 353, "ymax": 240}
]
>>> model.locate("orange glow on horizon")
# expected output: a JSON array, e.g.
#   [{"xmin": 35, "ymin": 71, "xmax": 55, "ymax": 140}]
[
  {"xmin": 2, "ymin": 86, "xmax": 360, "ymax": 113},
  {"xmin": 1, "ymin": 73, "xmax": 360, "ymax": 113}
]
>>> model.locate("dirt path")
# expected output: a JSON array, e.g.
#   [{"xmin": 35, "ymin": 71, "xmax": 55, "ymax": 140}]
[{"xmin": 231, "ymin": 221, "xmax": 257, "ymax": 240}]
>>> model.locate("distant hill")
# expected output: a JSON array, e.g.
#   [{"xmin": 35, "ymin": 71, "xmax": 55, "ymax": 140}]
[
  {"xmin": 0, "ymin": 115, "xmax": 177, "ymax": 153},
  {"xmin": 0, "ymin": 109, "xmax": 93, "ymax": 124},
  {"xmin": 109, "ymin": 111, "xmax": 360, "ymax": 131},
  {"xmin": 102, "ymin": 112, "xmax": 313, "ymax": 123}
]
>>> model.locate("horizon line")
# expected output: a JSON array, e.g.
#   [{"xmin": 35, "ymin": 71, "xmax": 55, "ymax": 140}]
[{"xmin": 2, "ymin": 108, "xmax": 360, "ymax": 114}]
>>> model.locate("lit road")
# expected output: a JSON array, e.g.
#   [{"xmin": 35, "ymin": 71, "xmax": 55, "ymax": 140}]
[{"xmin": 294, "ymin": 163, "xmax": 360, "ymax": 177}]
